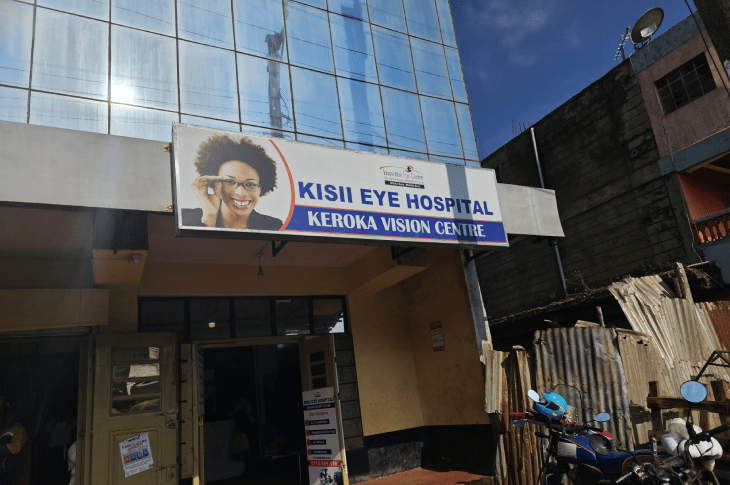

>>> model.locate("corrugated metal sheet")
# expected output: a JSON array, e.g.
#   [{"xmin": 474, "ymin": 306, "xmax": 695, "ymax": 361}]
[
  {"xmin": 697, "ymin": 301, "xmax": 730, "ymax": 351},
  {"xmin": 534, "ymin": 327, "xmax": 633, "ymax": 449}
]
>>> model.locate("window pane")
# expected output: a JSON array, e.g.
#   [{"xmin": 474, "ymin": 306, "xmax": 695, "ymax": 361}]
[
  {"xmin": 435, "ymin": 0, "xmax": 456, "ymax": 47},
  {"xmin": 389, "ymin": 148, "xmax": 428, "ymax": 160},
  {"xmin": 30, "ymin": 92, "xmax": 108, "ymax": 134},
  {"xmin": 287, "ymin": 2, "xmax": 333, "ymax": 73},
  {"xmin": 296, "ymin": 0, "xmax": 326, "ymax": 9},
  {"xmin": 242, "ymin": 124, "xmax": 295, "ymax": 139},
  {"xmin": 429, "ymin": 154, "xmax": 462, "ymax": 164},
  {"xmin": 420, "ymin": 96, "xmax": 462, "ymax": 158},
  {"xmin": 0, "ymin": 86, "xmax": 28, "ymax": 123},
  {"xmin": 139, "ymin": 300, "xmax": 185, "ymax": 337},
  {"xmin": 177, "ymin": 0, "xmax": 234, "ymax": 49},
  {"xmin": 313, "ymin": 299, "xmax": 345, "ymax": 334},
  {"xmin": 445, "ymin": 47, "xmax": 467, "ymax": 103},
  {"xmin": 328, "ymin": 0, "xmax": 368, "ymax": 21},
  {"xmin": 367, "ymin": 0, "xmax": 406, "ymax": 33},
  {"xmin": 234, "ymin": 298, "xmax": 272, "ymax": 337},
  {"xmin": 338, "ymin": 78, "xmax": 386, "ymax": 145},
  {"xmin": 112, "ymin": 0, "xmax": 176, "ymax": 36},
  {"xmin": 38, "ymin": 0, "xmax": 108, "ymax": 21},
  {"xmin": 32, "ymin": 9, "xmax": 109, "ymax": 100},
  {"xmin": 296, "ymin": 134, "xmax": 344, "ymax": 147},
  {"xmin": 190, "ymin": 298, "xmax": 231, "ymax": 340},
  {"xmin": 275, "ymin": 299, "xmax": 310, "ymax": 335},
  {"xmin": 0, "ymin": 1, "xmax": 33, "ymax": 88},
  {"xmin": 403, "ymin": 0, "xmax": 441, "ymax": 43},
  {"xmin": 110, "ymin": 104, "xmax": 178, "ymax": 141},
  {"xmin": 411, "ymin": 38, "xmax": 451, "ymax": 99},
  {"xmin": 113, "ymin": 347, "xmax": 160, "ymax": 362},
  {"xmin": 113, "ymin": 363, "xmax": 160, "ymax": 379},
  {"xmin": 237, "ymin": 53, "xmax": 294, "ymax": 132},
  {"xmin": 112, "ymin": 397, "xmax": 160, "ymax": 414},
  {"xmin": 381, "ymin": 87, "xmax": 426, "ymax": 152},
  {"xmin": 330, "ymin": 14, "xmax": 377, "ymax": 82},
  {"xmin": 371, "ymin": 26, "xmax": 416, "ymax": 92},
  {"xmin": 455, "ymin": 103, "xmax": 478, "ymax": 161},
  {"xmin": 182, "ymin": 115, "xmax": 240, "ymax": 131},
  {"xmin": 179, "ymin": 41, "xmax": 239, "ymax": 121},
  {"xmin": 113, "ymin": 380, "xmax": 161, "ymax": 396},
  {"xmin": 111, "ymin": 26, "xmax": 178, "ymax": 111},
  {"xmin": 291, "ymin": 67, "xmax": 342, "ymax": 139},
  {"xmin": 233, "ymin": 0, "xmax": 287, "ymax": 61},
  {"xmin": 346, "ymin": 142, "xmax": 387, "ymax": 153}
]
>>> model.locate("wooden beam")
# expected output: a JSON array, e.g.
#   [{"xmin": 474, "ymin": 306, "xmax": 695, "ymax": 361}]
[
  {"xmin": 711, "ymin": 380, "xmax": 730, "ymax": 438},
  {"xmin": 646, "ymin": 396, "xmax": 730, "ymax": 415}
]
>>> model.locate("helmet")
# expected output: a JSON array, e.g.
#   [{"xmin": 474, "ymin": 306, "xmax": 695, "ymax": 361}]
[{"xmin": 533, "ymin": 392, "xmax": 568, "ymax": 420}]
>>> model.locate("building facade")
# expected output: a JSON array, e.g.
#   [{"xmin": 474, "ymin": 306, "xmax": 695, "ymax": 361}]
[{"xmin": 0, "ymin": 1, "xmax": 564, "ymax": 485}]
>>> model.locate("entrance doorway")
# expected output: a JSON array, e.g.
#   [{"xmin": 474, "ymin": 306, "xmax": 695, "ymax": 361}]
[{"xmin": 203, "ymin": 343, "xmax": 305, "ymax": 485}]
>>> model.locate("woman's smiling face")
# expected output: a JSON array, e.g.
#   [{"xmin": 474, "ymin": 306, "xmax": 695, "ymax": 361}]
[{"xmin": 218, "ymin": 160, "xmax": 260, "ymax": 219}]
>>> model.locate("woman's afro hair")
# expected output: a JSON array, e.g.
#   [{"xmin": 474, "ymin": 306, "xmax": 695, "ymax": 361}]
[{"xmin": 194, "ymin": 134, "xmax": 278, "ymax": 196}]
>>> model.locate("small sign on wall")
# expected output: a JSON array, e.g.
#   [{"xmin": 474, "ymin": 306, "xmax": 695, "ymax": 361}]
[
  {"xmin": 119, "ymin": 432, "xmax": 154, "ymax": 478},
  {"xmin": 430, "ymin": 322, "xmax": 445, "ymax": 352}
]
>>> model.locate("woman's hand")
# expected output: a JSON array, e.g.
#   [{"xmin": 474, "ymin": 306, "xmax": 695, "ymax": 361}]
[{"xmin": 192, "ymin": 175, "xmax": 223, "ymax": 227}]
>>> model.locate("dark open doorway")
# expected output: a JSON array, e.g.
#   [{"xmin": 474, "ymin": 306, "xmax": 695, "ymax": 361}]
[{"xmin": 204, "ymin": 343, "xmax": 306, "ymax": 485}]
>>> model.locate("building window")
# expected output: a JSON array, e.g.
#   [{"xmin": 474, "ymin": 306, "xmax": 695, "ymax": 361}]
[{"xmin": 655, "ymin": 54, "xmax": 716, "ymax": 115}]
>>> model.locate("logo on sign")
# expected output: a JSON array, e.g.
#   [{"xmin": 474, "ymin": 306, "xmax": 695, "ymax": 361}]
[{"xmin": 380, "ymin": 165, "xmax": 425, "ymax": 189}]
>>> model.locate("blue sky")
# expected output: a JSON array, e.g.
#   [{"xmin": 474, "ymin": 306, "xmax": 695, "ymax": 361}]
[{"xmin": 451, "ymin": 0, "xmax": 698, "ymax": 158}]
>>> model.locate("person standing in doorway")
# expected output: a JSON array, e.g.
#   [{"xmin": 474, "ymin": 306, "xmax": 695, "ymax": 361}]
[{"xmin": 0, "ymin": 396, "xmax": 28, "ymax": 485}]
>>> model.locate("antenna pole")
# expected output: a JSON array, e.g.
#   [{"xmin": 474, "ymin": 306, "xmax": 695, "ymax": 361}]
[{"xmin": 615, "ymin": 27, "xmax": 630, "ymax": 61}]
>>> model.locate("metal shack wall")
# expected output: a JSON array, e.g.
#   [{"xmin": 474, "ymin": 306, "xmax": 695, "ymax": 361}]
[
  {"xmin": 697, "ymin": 301, "xmax": 730, "ymax": 351},
  {"xmin": 533, "ymin": 327, "xmax": 633, "ymax": 450}
]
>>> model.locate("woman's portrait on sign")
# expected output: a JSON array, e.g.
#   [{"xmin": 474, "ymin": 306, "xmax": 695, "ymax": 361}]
[{"xmin": 181, "ymin": 134, "xmax": 286, "ymax": 231}]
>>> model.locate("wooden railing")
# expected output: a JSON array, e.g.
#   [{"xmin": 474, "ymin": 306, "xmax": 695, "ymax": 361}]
[{"xmin": 694, "ymin": 211, "xmax": 730, "ymax": 246}]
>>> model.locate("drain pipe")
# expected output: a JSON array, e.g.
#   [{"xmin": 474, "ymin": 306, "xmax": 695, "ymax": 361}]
[{"xmin": 530, "ymin": 127, "xmax": 574, "ymax": 298}]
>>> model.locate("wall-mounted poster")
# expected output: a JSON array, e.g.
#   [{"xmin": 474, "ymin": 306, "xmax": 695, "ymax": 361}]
[
  {"xmin": 118, "ymin": 432, "xmax": 154, "ymax": 478},
  {"xmin": 172, "ymin": 124, "xmax": 508, "ymax": 249}
]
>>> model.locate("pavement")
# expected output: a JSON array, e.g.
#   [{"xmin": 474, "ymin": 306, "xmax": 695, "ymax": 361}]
[{"xmin": 356, "ymin": 468, "xmax": 491, "ymax": 485}]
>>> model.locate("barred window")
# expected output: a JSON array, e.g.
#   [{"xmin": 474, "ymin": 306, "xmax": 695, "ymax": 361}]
[{"xmin": 655, "ymin": 54, "xmax": 716, "ymax": 115}]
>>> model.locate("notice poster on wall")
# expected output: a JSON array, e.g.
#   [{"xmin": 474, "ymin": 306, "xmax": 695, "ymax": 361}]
[
  {"xmin": 302, "ymin": 387, "xmax": 344, "ymax": 485},
  {"xmin": 430, "ymin": 322, "xmax": 445, "ymax": 352},
  {"xmin": 172, "ymin": 123, "xmax": 508, "ymax": 249},
  {"xmin": 119, "ymin": 432, "xmax": 154, "ymax": 478}
]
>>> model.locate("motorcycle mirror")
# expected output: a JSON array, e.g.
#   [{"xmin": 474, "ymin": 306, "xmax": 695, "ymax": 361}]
[
  {"xmin": 680, "ymin": 380, "xmax": 707, "ymax": 403},
  {"xmin": 527, "ymin": 390, "xmax": 541, "ymax": 402},
  {"xmin": 594, "ymin": 412, "xmax": 611, "ymax": 422}
]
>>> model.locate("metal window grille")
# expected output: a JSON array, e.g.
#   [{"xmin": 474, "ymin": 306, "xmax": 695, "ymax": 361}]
[{"xmin": 655, "ymin": 53, "xmax": 716, "ymax": 115}]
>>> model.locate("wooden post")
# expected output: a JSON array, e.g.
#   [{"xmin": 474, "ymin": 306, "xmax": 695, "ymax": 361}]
[
  {"xmin": 700, "ymin": 383, "xmax": 711, "ymax": 433},
  {"xmin": 674, "ymin": 262, "xmax": 694, "ymax": 305},
  {"xmin": 711, "ymin": 380, "xmax": 730, "ymax": 438},
  {"xmin": 648, "ymin": 381, "xmax": 663, "ymax": 431},
  {"xmin": 596, "ymin": 306, "xmax": 605, "ymax": 327}
]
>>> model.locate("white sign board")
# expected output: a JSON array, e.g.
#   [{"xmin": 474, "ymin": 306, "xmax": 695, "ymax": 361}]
[
  {"xmin": 303, "ymin": 387, "xmax": 344, "ymax": 485},
  {"xmin": 172, "ymin": 124, "xmax": 508, "ymax": 249},
  {"xmin": 119, "ymin": 432, "xmax": 154, "ymax": 478}
]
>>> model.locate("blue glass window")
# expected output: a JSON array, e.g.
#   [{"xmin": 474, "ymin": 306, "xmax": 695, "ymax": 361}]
[
  {"xmin": 420, "ymin": 96, "xmax": 462, "ymax": 158},
  {"xmin": 296, "ymin": 0, "xmax": 327, "ymax": 9},
  {"xmin": 429, "ymin": 154, "xmax": 462, "ymax": 165},
  {"xmin": 381, "ymin": 87, "xmax": 426, "ymax": 153},
  {"xmin": 38, "ymin": 0, "xmax": 108, "ymax": 21},
  {"xmin": 346, "ymin": 142, "xmax": 387, "ymax": 154},
  {"xmin": 445, "ymin": 47, "xmax": 467, "ymax": 103},
  {"xmin": 286, "ymin": 2, "xmax": 333, "ymax": 73},
  {"xmin": 435, "ymin": 0, "xmax": 457, "ymax": 47},
  {"xmin": 371, "ymin": 26, "xmax": 415, "ymax": 92},
  {"xmin": 389, "ymin": 148, "xmax": 428, "ymax": 160},
  {"xmin": 111, "ymin": 104, "xmax": 178, "ymax": 141},
  {"xmin": 179, "ymin": 41, "xmax": 239, "ymax": 121},
  {"xmin": 0, "ymin": 1, "xmax": 33, "ymax": 88},
  {"xmin": 0, "ymin": 86, "xmax": 28, "ymax": 123},
  {"xmin": 233, "ymin": 0, "xmax": 287, "ymax": 61},
  {"xmin": 402, "ymin": 0, "xmax": 441, "ymax": 43},
  {"xmin": 328, "ymin": 0, "xmax": 368, "ymax": 21},
  {"xmin": 32, "ymin": 9, "xmax": 109, "ymax": 100},
  {"xmin": 182, "ymin": 115, "xmax": 240, "ymax": 132},
  {"xmin": 466, "ymin": 161, "xmax": 480, "ymax": 168},
  {"xmin": 111, "ymin": 26, "xmax": 178, "ymax": 111},
  {"xmin": 330, "ymin": 14, "xmax": 377, "ymax": 83},
  {"xmin": 338, "ymin": 78, "xmax": 385, "ymax": 146},
  {"xmin": 112, "ymin": 0, "xmax": 176, "ymax": 36},
  {"xmin": 237, "ymin": 53, "xmax": 294, "ymax": 132},
  {"xmin": 455, "ymin": 103, "xmax": 478, "ymax": 161},
  {"xmin": 29, "ymin": 92, "xmax": 108, "ymax": 134},
  {"xmin": 177, "ymin": 0, "xmax": 234, "ymax": 49},
  {"xmin": 242, "ymin": 124, "xmax": 295, "ymax": 139},
  {"xmin": 411, "ymin": 38, "xmax": 451, "ymax": 99},
  {"xmin": 367, "ymin": 0, "xmax": 406, "ymax": 33},
  {"xmin": 297, "ymin": 134, "xmax": 344, "ymax": 148},
  {"xmin": 291, "ymin": 67, "xmax": 342, "ymax": 139}
]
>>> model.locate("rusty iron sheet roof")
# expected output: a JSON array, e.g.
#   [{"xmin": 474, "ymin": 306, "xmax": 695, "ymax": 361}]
[{"xmin": 697, "ymin": 301, "xmax": 730, "ymax": 353}]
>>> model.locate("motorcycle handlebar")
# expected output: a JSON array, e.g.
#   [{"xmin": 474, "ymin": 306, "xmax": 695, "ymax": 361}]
[
  {"xmin": 692, "ymin": 422, "xmax": 730, "ymax": 444},
  {"xmin": 613, "ymin": 470, "xmax": 635, "ymax": 484}
]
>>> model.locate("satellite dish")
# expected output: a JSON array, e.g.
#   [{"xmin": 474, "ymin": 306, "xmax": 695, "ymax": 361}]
[{"xmin": 631, "ymin": 8, "xmax": 664, "ymax": 45}]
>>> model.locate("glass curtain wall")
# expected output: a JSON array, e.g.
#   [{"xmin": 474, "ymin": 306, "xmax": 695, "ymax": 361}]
[{"xmin": 0, "ymin": 0, "xmax": 479, "ymax": 165}]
